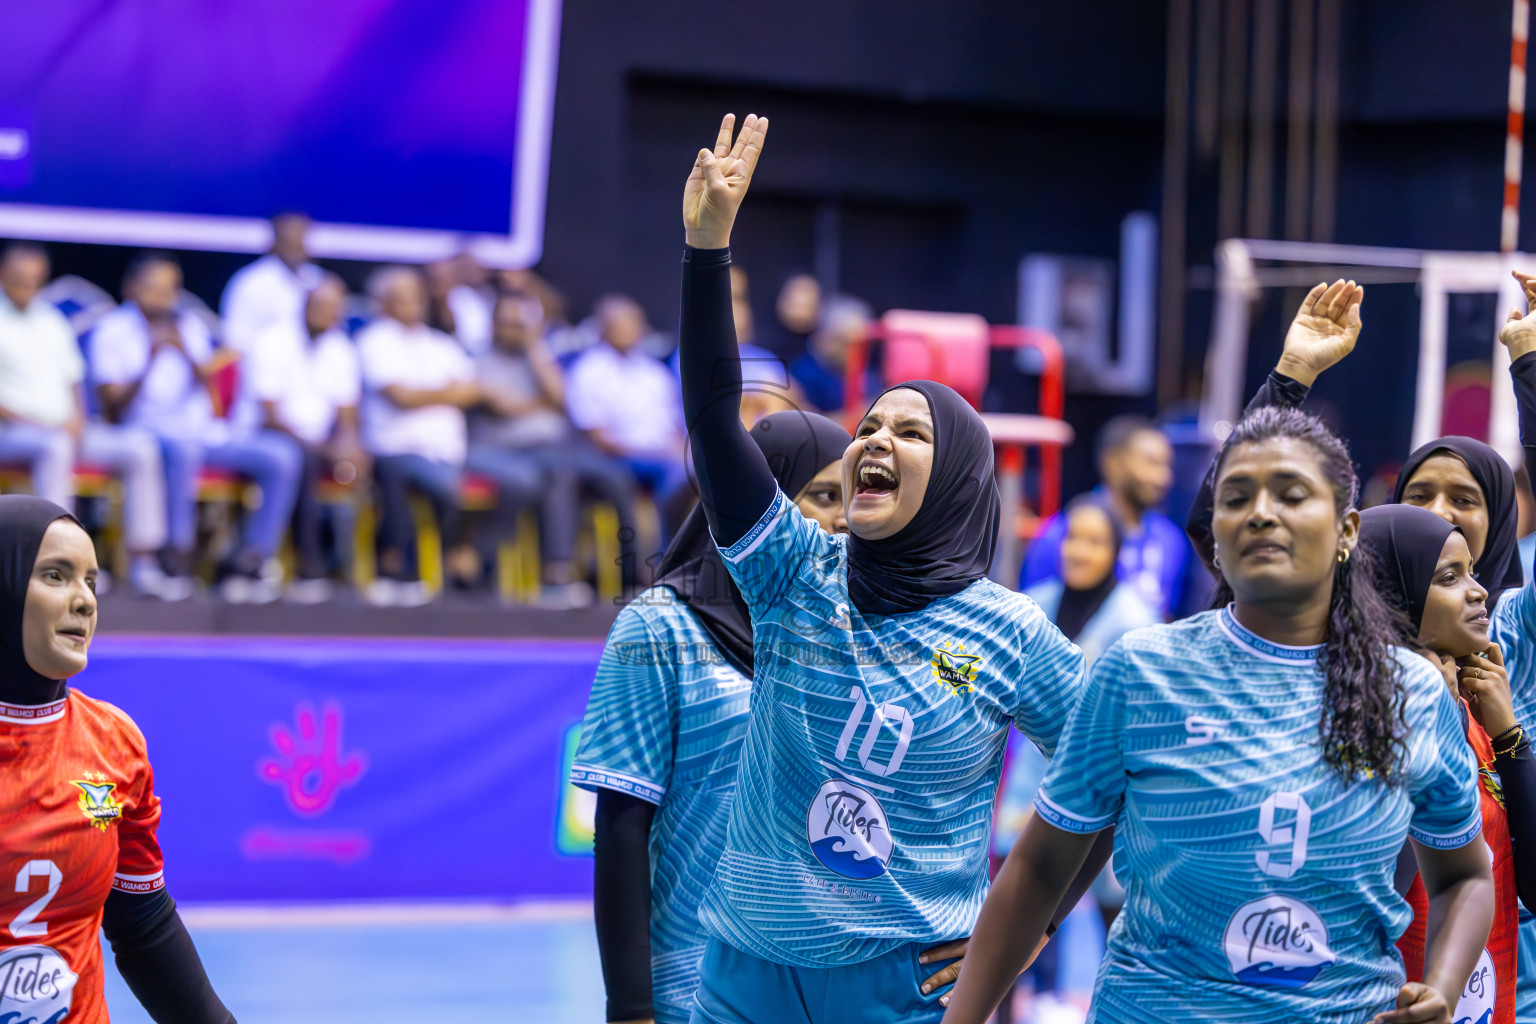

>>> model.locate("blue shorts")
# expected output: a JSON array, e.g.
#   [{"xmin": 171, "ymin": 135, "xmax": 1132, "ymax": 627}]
[{"xmin": 688, "ymin": 938, "xmax": 953, "ymax": 1024}]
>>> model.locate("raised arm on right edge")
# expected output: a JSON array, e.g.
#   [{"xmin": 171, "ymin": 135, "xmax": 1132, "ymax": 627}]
[
  {"xmin": 679, "ymin": 113, "xmax": 779, "ymax": 547},
  {"xmin": 1186, "ymin": 279, "xmax": 1364, "ymax": 571},
  {"xmin": 1502, "ymin": 272, "xmax": 1536, "ymax": 582}
]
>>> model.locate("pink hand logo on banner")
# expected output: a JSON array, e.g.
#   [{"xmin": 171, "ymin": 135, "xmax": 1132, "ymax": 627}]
[{"xmin": 257, "ymin": 701, "xmax": 368, "ymax": 817}]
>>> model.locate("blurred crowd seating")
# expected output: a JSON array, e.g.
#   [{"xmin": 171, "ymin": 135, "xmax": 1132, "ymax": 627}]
[{"xmin": 0, "ymin": 215, "xmax": 862, "ymax": 609}]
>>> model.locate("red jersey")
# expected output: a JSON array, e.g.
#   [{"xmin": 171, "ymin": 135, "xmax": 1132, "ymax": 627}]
[
  {"xmin": 1397, "ymin": 700, "xmax": 1516, "ymax": 1024},
  {"xmin": 0, "ymin": 690, "xmax": 164, "ymax": 1024}
]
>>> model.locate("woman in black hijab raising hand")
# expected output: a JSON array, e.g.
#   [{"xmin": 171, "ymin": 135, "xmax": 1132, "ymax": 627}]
[
  {"xmin": 673, "ymin": 113, "xmax": 1097, "ymax": 1022},
  {"xmin": 0, "ymin": 496, "xmax": 235, "ymax": 1024}
]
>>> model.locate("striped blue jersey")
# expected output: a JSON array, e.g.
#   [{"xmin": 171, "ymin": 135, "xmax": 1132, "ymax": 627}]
[
  {"xmin": 1035, "ymin": 607, "xmax": 1481, "ymax": 1024},
  {"xmin": 1490, "ymin": 581, "xmax": 1536, "ymax": 1022},
  {"xmin": 700, "ymin": 489, "xmax": 1087, "ymax": 967},
  {"xmin": 571, "ymin": 589, "xmax": 752, "ymax": 1024}
]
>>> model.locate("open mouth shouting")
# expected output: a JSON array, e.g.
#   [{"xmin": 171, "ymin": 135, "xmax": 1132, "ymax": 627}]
[{"xmin": 853, "ymin": 460, "xmax": 899, "ymax": 504}]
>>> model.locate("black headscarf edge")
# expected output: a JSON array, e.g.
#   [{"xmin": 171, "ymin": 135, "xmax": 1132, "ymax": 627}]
[
  {"xmin": 1390, "ymin": 436, "xmax": 1523, "ymax": 608},
  {"xmin": 845, "ymin": 381, "xmax": 1001, "ymax": 617},
  {"xmin": 1357, "ymin": 504, "xmax": 1460, "ymax": 635},
  {"xmin": 0, "ymin": 496, "xmax": 81, "ymax": 705},
  {"xmin": 653, "ymin": 410, "xmax": 852, "ymax": 676}
]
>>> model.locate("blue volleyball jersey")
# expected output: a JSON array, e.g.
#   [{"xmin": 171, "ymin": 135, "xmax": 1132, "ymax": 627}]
[
  {"xmin": 1491, "ymin": 581, "xmax": 1536, "ymax": 1022},
  {"xmin": 571, "ymin": 589, "xmax": 752, "ymax": 1024},
  {"xmin": 699, "ymin": 488, "xmax": 1086, "ymax": 968},
  {"xmin": 1035, "ymin": 607, "xmax": 1482, "ymax": 1024},
  {"xmin": 1496, "ymin": 581, "xmax": 1536, "ymax": 729}
]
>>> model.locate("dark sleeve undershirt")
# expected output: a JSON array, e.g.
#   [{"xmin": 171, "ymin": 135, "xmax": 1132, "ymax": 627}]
[
  {"xmin": 593, "ymin": 789, "xmax": 658, "ymax": 1021},
  {"xmin": 1495, "ymin": 735, "xmax": 1536, "ymax": 914},
  {"xmin": 1185, "ymin": 371, "xmax": 1312, "ymax": 572},
  {"xmin": 1511, "ymin": 352, "xmax": 1536, "ymax": 580},
  {"xmin": 100, "ymin": 889, "xmax": 235, "ymax": 1023},
  {"xmin": 1497, "ymin": 353, "xmax": 1536, "ymax": 911},
  {"xmin": 679, "ymin": 246, "xmax": 778, "ymax": 548}
]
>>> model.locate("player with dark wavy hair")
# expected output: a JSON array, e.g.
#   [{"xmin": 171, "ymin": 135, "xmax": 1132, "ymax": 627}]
[{"xmin": 945, "ymin": 406, "xmax": 1494, "ymax": 1024}]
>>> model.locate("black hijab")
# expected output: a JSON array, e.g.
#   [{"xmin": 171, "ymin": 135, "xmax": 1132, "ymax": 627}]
[
  {"xmin": 655, "ymin": 410, "xmax": 851, "ymax": 676},
  {"xmin": 1053, "ymin": 493, "xmax": 1123, "ymax": 642},
  {"xmin": 0, "ymin": 496, "xmax": 79, "ymax": 705},
  {"xmin": 1390, "ymin": 436, "xmax": 1523, "ymax": 610},
  {"xmin": 846, "ymin": 381, "xmax": 1000, "ymax": 617},
  {"xmin": 1357, "ymin": 504, "xmax": 1459, "ymax": 634}
]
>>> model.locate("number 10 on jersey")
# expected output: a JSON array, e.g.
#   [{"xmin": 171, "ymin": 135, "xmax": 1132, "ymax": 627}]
[{"xmin": 835, "ymin": 687, "xmax": 913, "ymax": 778}]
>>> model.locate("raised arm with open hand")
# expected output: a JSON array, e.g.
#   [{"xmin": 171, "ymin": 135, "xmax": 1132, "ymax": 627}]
[
  {"xmin": 1501, "ymin": 269, "xmax": 1536, "ymax": 362},
  {"xmin": 678, "ymin": 113, "xmax": 781, "ymax": 547},
  {"xmin": 1274, "ymin": 278, "xmax": 1364, "ymax": 387},
  {"xmin": 683, "ymin": 113, "xmax": 769, "ymax": 250}
]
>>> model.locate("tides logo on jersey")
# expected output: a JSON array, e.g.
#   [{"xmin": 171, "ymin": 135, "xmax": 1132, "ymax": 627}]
[
  {"xmin": 1453, "ymin": 947, "xmax": 1495, "ymax": 1024},
  {"xmin": 0, "ymin": 944, "xmax": 77, "ymax": 1023},
  {"xmin": 1223, "ymin": 895, "xmax": 1336, "ymax": 989},
  {"xmin": 805, "ymin": 780, "xmax": 894, "ymax": 880}
]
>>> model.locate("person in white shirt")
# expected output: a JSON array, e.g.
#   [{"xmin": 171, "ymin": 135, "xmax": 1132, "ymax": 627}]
[
  {"xmin": 469, "ymin": 290, "xmax": 640, "ymax": 606},
  {"xmin": 358, "ymin": 266, "xmax": 541, "ymax": 605},
  {"xmin": 248, "ymin": 272, "xmax": 368, "ymax": 603},
  {"xmin": 92, "ymin": 254, "xmax": 303, "ymax": 602},
  {"xmin": 219, "ymin": 212, "xmax": 324, "ymax": 356},
  {"xmin": 0, "ymin": 243, "xmax": 186, "ymax": 599},
  {"xmin": 566, "ymin": 294, "xmax": 688, "ymax": 536},
  {"xmin": 425, "ymin": 254, "xmax": 493, "ymax": 356}
]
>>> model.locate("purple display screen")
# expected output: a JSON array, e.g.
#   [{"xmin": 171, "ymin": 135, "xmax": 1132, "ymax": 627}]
[{"xmin": 0, "ymin": 0, "xmax": 560, "ymax": 263}]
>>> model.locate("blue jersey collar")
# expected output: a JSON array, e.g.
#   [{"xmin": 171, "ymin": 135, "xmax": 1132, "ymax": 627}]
[{"xmin": 1218, "ymin": 605, "xmax": 1323, "ymax": 664}]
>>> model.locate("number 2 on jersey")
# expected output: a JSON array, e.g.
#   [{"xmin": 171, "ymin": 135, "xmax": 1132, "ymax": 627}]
[
  {"xmin": 1256, "ymin": 792, "xmax": 1312, "ymax": 879},
  {"xmin": 835, "ymin": 686, "xmax": 913, "ymax": 777},
  {"xmin": 9, "ymin": 860, "xmax": 62, "ymax": 938}
]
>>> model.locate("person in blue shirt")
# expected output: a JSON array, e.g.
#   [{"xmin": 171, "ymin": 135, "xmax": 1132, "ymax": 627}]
[
  {"xmin": 675, "ymin": 112, "xmax": 1097, "ymax": 1024},
  {"xmin": 1023, "ymin": 493, "xmax": 1162, "ymax": 667},
  {"xmin": 946, "ymin": 405, "xmax": 1494, "ymax": 1024},
  {"xmin": 573, "ymin": 409, "xmax": 851, "ymax": 1024},
  {"xmin": 1188, "ymin": 273, "xmax": 1536, "ymax": 1021},
  {"xmin": 1019, "ymin": 416, "xmax": 1189, "ymax": 619}
]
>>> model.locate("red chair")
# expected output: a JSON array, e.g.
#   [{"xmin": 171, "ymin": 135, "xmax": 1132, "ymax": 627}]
[{"xmin": 845, "ymin": 311, "xmax": 1074, "ymax": 584}]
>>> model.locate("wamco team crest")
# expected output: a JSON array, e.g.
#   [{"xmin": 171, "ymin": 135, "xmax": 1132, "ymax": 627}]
[
  {"xmin": 71, "ymin": 770, "xmax": 122, "ymax": 831},
  {"xmin": 930, "ymin": 641, "xmax": 981, "ymax": 696}
]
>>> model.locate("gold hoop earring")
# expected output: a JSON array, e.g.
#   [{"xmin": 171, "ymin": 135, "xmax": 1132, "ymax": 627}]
[{"xmin": 1337, "ymin": 547, "xmax": 1351, "ymax": 564}]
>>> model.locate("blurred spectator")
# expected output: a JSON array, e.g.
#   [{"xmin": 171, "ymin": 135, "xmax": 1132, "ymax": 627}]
[
  {"xmin": 469, "ymin": 290, "xmax": 639, "ymax": 606},
  {"xmin": 220, "ymin": 212, "xmax": 322, "ymax": 355},
  {"xmin": 426, "ymin": 254, "xmax": 494, "ymax": 356},
  {"xmin": 93, "ymin": 253, "xmax": 303, "ymax": 602},
  {"xmin": 1023, "ymin": 494, "xmax": 1160, "ymax": 663},
  {"xmin": 789, "ymin": 294, "xmax": 870, "ymax": 418},
  {"xmin": 359, "ymin": 266, "xmax": 539, "ymax": 605},
  {"xmin": 566, "ymin": 294, "xmax": 688, "ymax": 531},
  {"xmin": 0, "ymin": 242, "xmax": 186, "ymax": 600},
  {"xmin": 765, "ymin": 272, "xmax": 821, "ymax": 361},
  {"xmin": 566, "ymin": 292, "xmax": 674, "ymax": 363},
  {"xmin": 247, "ymin": 273, "xmax": 368, "ymax": 603},
  {"xmin": 495, "ymin": 268, "xmax": 581, "ymax": 354},
  {"xmin": 1019, "ymin": 415, "xmax": 1189, "ymax": 618}
]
